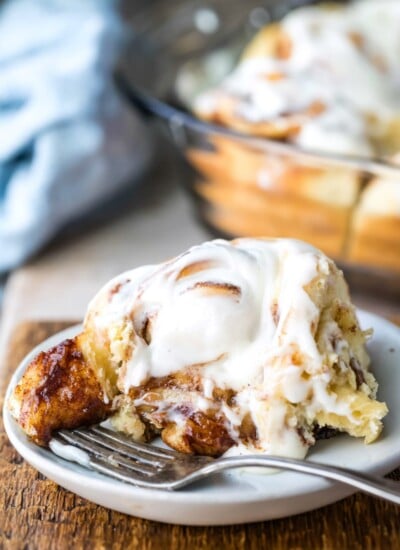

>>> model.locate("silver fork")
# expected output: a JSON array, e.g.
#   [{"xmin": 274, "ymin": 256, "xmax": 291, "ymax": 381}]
[{"xmin": 50, "ymin": 425, "xmax": 400, "ymax": 504}]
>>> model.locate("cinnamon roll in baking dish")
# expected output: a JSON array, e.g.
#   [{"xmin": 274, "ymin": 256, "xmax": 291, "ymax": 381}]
[
  {"xmin": 9, "ymin": 239, "xmax": 387, "ymax": 458},
  {"xmin": 188, "ymin": 0, "xmax": 400, "ymax": 273},
  {"xmin": 194, "ymin": 0, "xmax": 400, "ymax": 157}
]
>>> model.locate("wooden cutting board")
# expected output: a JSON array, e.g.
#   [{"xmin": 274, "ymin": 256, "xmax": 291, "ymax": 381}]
[{"xmin": 1, "ymin": 321, "xmax": 399, "ymax": 550}]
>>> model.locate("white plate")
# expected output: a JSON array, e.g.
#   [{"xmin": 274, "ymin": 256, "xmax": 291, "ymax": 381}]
[{"xmin": 4, "ymin": 310, "xmax": 400, "ymax": 525}]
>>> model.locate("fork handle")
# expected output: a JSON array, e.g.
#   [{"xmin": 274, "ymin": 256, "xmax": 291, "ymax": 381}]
[{"xmin": 196, "ymin": 456, "xmax": 400, "ymax": 505}]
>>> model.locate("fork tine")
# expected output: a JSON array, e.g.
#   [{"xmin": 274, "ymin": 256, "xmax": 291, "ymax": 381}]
[
  {"xmin": 57, "ymin": 431, "xmax": 158, "ymax": 476},
  {"xmin": 74, "ymin": 428, "xmax": 166, "ymax": 468},
  {"xmin": 89, "ymin": 425, "xmax": 182, "ymax": 460},
  {"xmin": 51, "ymin": 436, "xmax": 164, "ymax": 487},
  {"xmin": 87, "ymin": 455, "xmax": 172, "ymax": 488}
]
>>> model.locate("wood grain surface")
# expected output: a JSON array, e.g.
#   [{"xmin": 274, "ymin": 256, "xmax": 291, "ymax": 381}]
[{"xmin": 1, "ymin": 321, "xmax": 399, "ymax": 550}]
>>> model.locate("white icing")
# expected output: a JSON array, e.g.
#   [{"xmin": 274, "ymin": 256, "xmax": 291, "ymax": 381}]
[
  {"xmin": 49, "ymin": 439, "xmax": 90, "ymax": 467},
  {"xmin": 224, "ymin": 59, "xmax": 329, "ymax": 121},
  {"xmin": 296, "ymin": 104, "xmax": 373, "ymax": 156},
  {"xmin": 85, "ymin": 238, "xmax": 360, "ymax": 459},
  {"xmin": 195, "ymin": 0, "xmax": 400, "ymax": 156},
  {"xmin": 282, "ymin": 1, "xmax": 400, "ymax": 117},
  {"xmin": 203, "ymin": 378, "xmax": 214, "ymax": 399}
]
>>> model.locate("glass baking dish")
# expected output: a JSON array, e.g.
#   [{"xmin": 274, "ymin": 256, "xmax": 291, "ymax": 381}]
[{"xmin": 119, "ymin": 0, "xmax": 400, "ymax": 299}]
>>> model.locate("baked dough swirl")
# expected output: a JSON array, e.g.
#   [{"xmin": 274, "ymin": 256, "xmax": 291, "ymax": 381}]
[{"xmin": 9, "ymin": 238, "xmax": 388, "ymax": 458}]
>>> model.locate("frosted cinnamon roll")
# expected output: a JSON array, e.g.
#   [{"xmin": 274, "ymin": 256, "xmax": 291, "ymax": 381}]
[
  {"xmin": 194, "ymin": 0, "xmax": 400, "ymax": 157},
  {"xmin": 9, "ymin": 238, "xmax": 387, "ymax": 458}
]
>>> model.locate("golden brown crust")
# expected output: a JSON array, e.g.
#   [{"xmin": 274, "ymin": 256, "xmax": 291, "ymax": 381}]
[
  {"xmin": 161, "ymin": 411, "xmax": 234, "ymax": 456},
  {"xmin": 116, "ymin": 372, "xmax": 238, "ymax": 457},
  {"xmin": 198, "ymin": 183, "xmax": 350, "ymax": 259},
  {"xmin": 188, "ymin": 137, "xmax": 360, "ymax": 205},
  {"xmin": 345, "ymin": 177, "xmax": 400, "ymax": 273},
  {"xmin": 10, "ymin": 337, "xmax": 111, "ymax": 446},
  {"xmin": 348, "ymin": 214, "xmax": 400, "ymax": 273}
]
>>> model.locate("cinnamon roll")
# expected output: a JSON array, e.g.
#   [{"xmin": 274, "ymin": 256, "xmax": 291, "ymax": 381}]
[
  {"xmin": 9, "ymin": 238, "xmax": 388, "ymax": 458},
  {"xmin": 194, "ymin": 0, "xmax": 400, "ymax": 157}
]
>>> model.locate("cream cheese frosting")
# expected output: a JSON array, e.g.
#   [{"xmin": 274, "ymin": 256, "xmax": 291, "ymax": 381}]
[
  {"xmin": 84, "ymin": 238, "xmax": 386, "ymax": 459},
  {"xmin": 87, "ymin": 239, "xmax": 322, "ymax": 389},
  {"xmin": 195, "ymin": 0, "xmax": 400, "ymax": 156}
]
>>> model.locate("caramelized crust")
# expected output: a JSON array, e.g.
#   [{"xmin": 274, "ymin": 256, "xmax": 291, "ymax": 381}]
[
  {"xmin": 112, "ymin": 372, "xmax": 239, "ymax": 457},
  {"xmin": 10, "ymin": 337, "xmax": 111, "ymax": 446},
  {"xmin": 161, "ymin": 411, "xmax": 234, "ymax": 456}
]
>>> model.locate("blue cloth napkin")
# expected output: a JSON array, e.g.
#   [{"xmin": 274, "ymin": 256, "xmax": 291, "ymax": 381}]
[{"xmin": 0, "ymin": 0, "xmax": 152, "ymax": 273}]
